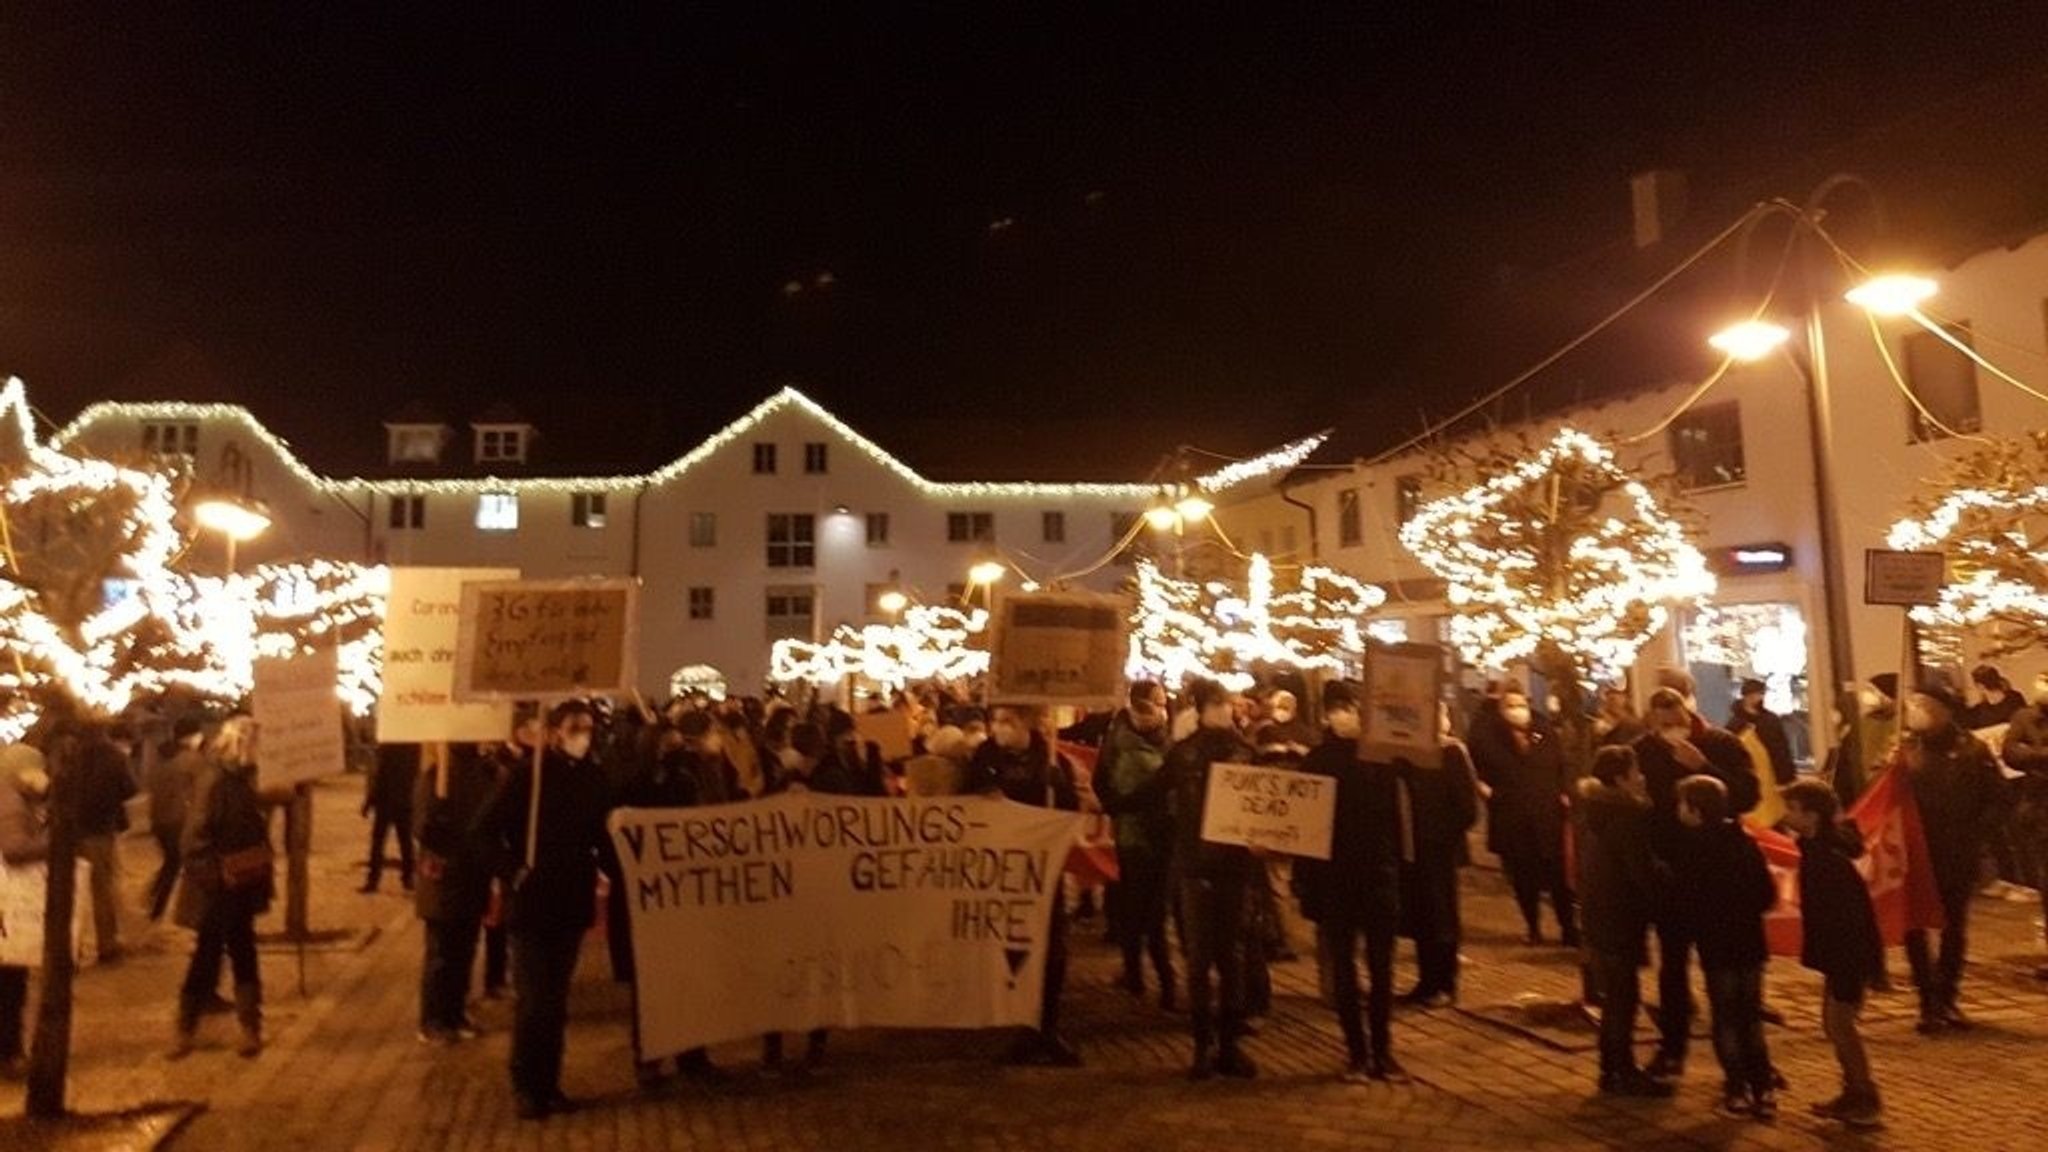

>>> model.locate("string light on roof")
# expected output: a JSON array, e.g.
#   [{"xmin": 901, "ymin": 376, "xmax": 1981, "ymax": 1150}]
[
  {"xmin": 1398, "ymin": 427, "xmax": 1714, "ymax": 676},
  {"xmin": 1191, "ymin": 432, "xmax": 1329, "ymax": 494}
]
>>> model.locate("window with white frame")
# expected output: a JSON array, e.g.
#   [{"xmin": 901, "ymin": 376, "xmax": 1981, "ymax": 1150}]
[
  {"xmin": 388, "ymin": 425, "xmax": 445, "ymax": 464},
  {"xmin": 1668, "ymin": 401, "xmax": 1747, "ymax": 490},
  {"xmin": 753, "ymin": 442, "xmax": 778, "ymax": 474},
  {"xmin": 1904, "ymin": 321, "xmax": 1984, "ymax": 442},
  {"xmin": 766, "ymin": 513, "xmax": 815, "ymax": 568},
  {"xmin": 765, "ymin": 587, "xmax": 815, "ymax": 641},
  {"xmin": 141, "ymin": 420, "xmax": 199, "ymax": 457},
  {"xmin": 803, "ymin": 442, "xmax": 828, "ymax": 474},
  {"xmin": 388, "ymin": 494, "xmax": 425, "ymax": 530},
  {"xmin": 475, "ymin": 426, "xmax": 527, "ymax": 464},
  {"xmin": 572, "ymin": 491, "xmax": 607, "ymax": 528},
  {"xmin": 946, "ymin": 511, "xmax": 994, "ymax": 543},
  {"xmin": 476, "ymin": 491, "xmax": 519, "ymax": 531},
  {"xmin": 689, "ymin": 512, "xmax": 717, "ymax": 547}
]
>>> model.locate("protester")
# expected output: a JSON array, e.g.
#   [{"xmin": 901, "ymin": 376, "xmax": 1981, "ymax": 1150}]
[
  {"xmin": 1160, "ymin": 678, "xmax": 1260, "ymax": 1080},
  {"xmin": 2000, "ymin": 671, "xmax": 2048, "ymax": 979},
  {"xmin": 475, "ymin": 700, "xmax": 614, "ymax": 1120},
  {"xmin": 901, "ymin": 725, "xmax": 972, "ymax": 799},
  {"xmin": 1093, "ymin": 680, "xmax": 1177, "ymax": 1008},
  {"xmin": 171, "ymin": 714, "xmax": 273, "ymax": 1059},
  {"xmin": 1889, "ymin": 683, "xmax": 2002, "ymax": 1032},
  {"xmin": 1726, "ymin": 679, "xmax": 1796, "ymax": 787},
  {"xmin": 361, "ymin": 742, "xmax": 419, "ymax": 893},
  {"xmin": 1781, "ymin": 779, "xmax": 1885, "ymax": 1128},
  {"xmin": 1295, "ymin": 685, "xmax": 1411, "ymax": 1083},
  {"xmin": 146, "ymin": 714, "xmax": 206, "ymax": 922},
  {"xmin": 1593, "ymin": 687, "xmax": 1647, "ymax": 748},
  {"xmin": 760, "ymin": 720, "xmax": 839, "ymax": 1073},
  {"xmin": 1962, "ymin": 663, "xmax": 2024, "ymax": 729},
  {"xmin": 0, "ymin": 745, "xmax": 50, "ymax": 1079},
  {"xmin": 1469, "ymin": 688, "xmax": 1576, "ymax": 946},
  {"xmin": 72, "ymin": 723, "xmax": 136, "ymax": 964},
  {"xmin": 1961, "ymin": 664, "xmax": 2028, "ymax": 901},
  {"xmin": 1573, "ymin": 745, "xmax": 1671, "ymax": 1098},
  {"xmin": 479, "ymin": 712, "xmax": 543, "ymax": 1003},
  {"xmin": 1399, "ymin": 707, "xmax": 1479, "ymax": 1007},
  {"xmin": 1672, "ymin": 775, "xmax": 1777, "ymax": 1118},
  {"xmin": 1632, "ymin": 682, "xmax": 1759, "ymax": 1079},
  {"xmin": 966, "ymin": 703, "xmax": 1084, "ymax": 1067},
  {"xmin": 413, "ymin": 742, "xmax": 498, "ymax": 1046}
]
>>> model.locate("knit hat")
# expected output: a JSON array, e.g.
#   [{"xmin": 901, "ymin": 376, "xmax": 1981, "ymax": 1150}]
[{"xmin": 1322, "ymin": 681, "xmax": 1359, "ymax": 712}]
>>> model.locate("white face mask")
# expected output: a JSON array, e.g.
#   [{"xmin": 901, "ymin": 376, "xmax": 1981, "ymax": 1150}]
[
  {"xmin": 1502, "ymin": 705, "xmax": 1532, "ymax": 728},
  {"xmin": 779, "ymin": 747, "xmax": 804, "ymax": 770},
  {"xmin": 1904, "ymin": 702, "xmax": 1938, "ymax": 733},
  {"xmin": 1327, "ymin": 709, "xmax": 1362, "ymax": 740},
  {"xmin": 1271, "ymin": 705, "xmax": 1295, "ymax": 724},
  {"xmin": 560, "ymin": 733, "xmax": 593, "ymax": 760}
]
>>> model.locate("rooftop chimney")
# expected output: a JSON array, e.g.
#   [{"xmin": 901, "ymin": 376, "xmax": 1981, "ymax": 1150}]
[{"xmin": 1629, "ymin": 169, "xmax": 1688, "ymax": 249}]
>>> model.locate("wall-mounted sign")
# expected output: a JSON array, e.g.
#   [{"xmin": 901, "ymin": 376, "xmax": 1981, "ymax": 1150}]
[
  {"xmin": 1709, "ymin": 543, "xmax": 1795, "ymax": 576},
  {"xmin": 1864, "ymin": 549, "xmax": 1946, "ymax": 607}
]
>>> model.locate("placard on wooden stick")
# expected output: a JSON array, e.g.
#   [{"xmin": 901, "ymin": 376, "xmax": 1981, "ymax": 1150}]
[
  {"xmin": 1362, "ymin": 640, "xmax": 1444, "ymax": 768},
  {"xmin": 453, "ymin": 578, "xmax": 640, "ymax": 702},
  {"xmin": 987, "ymin": 591, "xmax": 1128, "ymax": 709}
]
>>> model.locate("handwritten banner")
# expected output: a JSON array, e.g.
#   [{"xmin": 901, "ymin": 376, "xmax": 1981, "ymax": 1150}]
[
  {"xmin": 252, "ymin": 646, "xmax": 346, "ymax": 788},
  {"xmin": 608, "ymin": 795, "xmax": 1083, "ymax": 1056},
  {"xmin": 987, "ymin": 592, "xmax": 1127, "ymax": 708},
  {"xmin": 377, "ymin": 567, "xmax": 518, "ymax": 742},
  {"xmin": 1199, "ymin": 760, "xmax": 1336, "ymax": 859},
  {"xmin": 454, "ymin": 578, "xmax": 639, "ymax": 702}
]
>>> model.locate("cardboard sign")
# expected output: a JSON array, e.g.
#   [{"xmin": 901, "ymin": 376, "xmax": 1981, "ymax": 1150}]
[
  {"xmin": 608, "ymin": 795, "xmax": 1083, "ymax": 1056},
  {"xmin": 378, "ymin": 567, "xmax": 518, "ymax": 742},
  {"xmin": 1864, "ymin": 549, "xmax": 1946, "ymax": 606},
  {"xmin": 453, "ymin": 578, "xmax": 639, "ymax": 702},
  {"xmin": 853, "ymin": 710, "xmax": 915, "ymax": 763},
  {"xmin": 0, "ymin": 860, "xmax": 91, "ymax": 967},
  {"xmin": 1198, "ymin": 761, "xmax": 1336, "ymax": 859},
  {"xmin": 252, "ymin": 645, "xmax": 346, "ymax": 788},
  {"xmin": 987, "ymin": 592, "xmax": 1127, "ymax": 708},
  {"xmin": 1362, "ymin": 641, "xmax": 1444, "ymax": 768}
]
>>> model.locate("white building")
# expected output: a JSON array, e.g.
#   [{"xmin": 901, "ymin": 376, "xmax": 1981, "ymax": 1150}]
[{"xmin": 54, "ymin": 388, "xmax": 1285, "ymax": 695}]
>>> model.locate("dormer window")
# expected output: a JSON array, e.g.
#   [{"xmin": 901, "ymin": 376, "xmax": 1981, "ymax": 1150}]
[
  {"xmin": 386, "ymin": 424, "xmax": 447, "ymax": 465},
  {"xmin": 474, "ymin": 424, "xmax": 529, "ymax": 465}
]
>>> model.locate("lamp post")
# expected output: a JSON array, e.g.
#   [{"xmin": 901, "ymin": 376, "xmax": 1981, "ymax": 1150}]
[
  {"xmin": 1707, "ymin": 176, "xmax": 1935, "ymax": 757},
  {"xmin": 194, "ymin": 441, "xmax": 271, "ymax": 573}
]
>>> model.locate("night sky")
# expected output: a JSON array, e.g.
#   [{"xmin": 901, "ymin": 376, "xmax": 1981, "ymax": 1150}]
[{"xmin": 3, "ymin": 4, "xmax": 2044, "ymax": 478}]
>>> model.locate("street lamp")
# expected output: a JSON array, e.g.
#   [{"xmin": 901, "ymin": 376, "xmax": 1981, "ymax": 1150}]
[
  {"xmin": 877, "ymin": 589, "xmax": 908, "ymax": 615},
  {"xmin": 194, "ymin": 496, "xmax": 271, "ymax": 572}
]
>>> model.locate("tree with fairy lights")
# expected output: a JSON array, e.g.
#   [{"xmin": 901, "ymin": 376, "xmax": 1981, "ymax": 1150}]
[
  {"xmin": 1888, "ymin": 430, "xmax": 2048, "ymax": 656},
  {"xmin": 1399, "ymin": 427, "xmax": 1715, "ymax": 766}
]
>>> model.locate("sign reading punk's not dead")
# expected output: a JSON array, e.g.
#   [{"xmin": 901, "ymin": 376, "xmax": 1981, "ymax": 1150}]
[
  {"xmin": 453, "ymin": 578, "xmax": 639, "ymax": 701},
  {"xmin": 1199, "ymin": 761, "xmax": 1337, "ymax": 860},
  {"xmin": 609, "ymin": 795, "xmax": 1083, "ymax": 1055}
]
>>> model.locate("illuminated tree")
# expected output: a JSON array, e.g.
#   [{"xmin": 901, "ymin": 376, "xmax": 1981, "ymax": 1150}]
[
  {"xmin": 770, "ymin": 605, "xmax": 991, "ymax": 693},
  {"xmin": 1399, "ymin": 427, "xmax": 1714, "ymax": 763},
  {"xmin": 1126, "ymin": 553, "xmax": 1387, "ymax": 690},
  {"xmin": 1888, "ymin": 430, "xmax": 2048, "ymax": 656}
]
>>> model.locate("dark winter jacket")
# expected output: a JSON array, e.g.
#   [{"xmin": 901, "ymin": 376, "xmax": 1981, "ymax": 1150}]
[
  {"xmin": 1795, "ymin": 824, "xmax": 1883, "ymax": 985},
  {"xmin": 1405, "ymin": 740, "xmax": 1480, "ymax": 872},
  {"xmin": 474, "ymin": 746, "xmax": 613, "ymax": 936},
  {"xmin": 175, "ymin": 759, "xmax": 274, "ymax": 930},
  {"xmin": 1469, "ymin": 712, "xmax": 1568, "ymax": 863},
  {"xmin": 2000, "ymin": 702, "xmax": 2048, "ymax": 798},
  {"xmin": 365, "ymin": 743, "xmax": 419, "ymax": 819},
  {"xmin": 1572, "ymin": 777, "xmax": 1660, "ymax": 966},
  {"xmin": 1093, "ymin": 711, "xmax": 1172, "ymax": 857},
  {"xmin": 1896, "ymin": 723, "xmax": 2004, "ymax": 890},
  {"xmin": 1670, "ymin": 819, "xmax": 1777, "ymax": 971},
  {"xmin": 1292, "ymin": 735, "xmax": 1405, "ymax": 925},
  {"xmin": 1962, "ymin": 692, "xmax": 2023, "ymax": 731},
  {"xmin": 1161, "ymin": 723, "xmax": 1260, "ymax": 883},
  {"xmin": 412, "ymin": 744, "xmax": 499, "ymax": 924},
  {"xmin": 1727, "ymin": 704, "xmax": 1797, "ymax": 785},
  {"xmin": 1632, "ymin": 722, "xmax": 1760, "ymax": 862},
  {"xmin": 966, "ymin": 734, "xmax": 1080, "ymax": 812},
  {"xmin": 70, "ymin": 733, "xmax": 136, "ymax": 837},
  {"xmin": 148, "ymin": 745, "xmax": 205, "ymax": 834}
]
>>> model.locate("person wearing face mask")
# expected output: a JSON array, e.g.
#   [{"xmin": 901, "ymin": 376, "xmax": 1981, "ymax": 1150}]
[
  {"xmin": 1631, "ymin": 683, "xmax": 1760, "ymax": 1080},
  {"xmin": 1398, "ymin": 704, "xmax": 1479, "ymax": 1009},
  {"xmin": 1468, "ymin": 688, "xmax": 1576, "ymax": 947},
  {"xmin": 1887, "ymin": 683, "xmax": 2003, "ymax": 1032},
  {"xmin": 474, "ymin": 700, "xmax": 615, "ymax": 1121},
  {"xmin": 1094, "ymin": 681, "xmax": 1178, "ymax": 1008},
  {"xmin": 2000, "ymin": 673, "xmax": 2048, "ymax": 979},
  {"xmin": 1160, "ymin": 678, "xmax": 1262, "ymax": 1080},
  {"xmin": 1294, "ymin": 684, "xmax": 1412, "ymax": 1083}
]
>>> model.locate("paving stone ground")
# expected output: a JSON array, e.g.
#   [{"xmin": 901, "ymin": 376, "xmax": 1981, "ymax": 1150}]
[{"xmin": 5, "ymin": 775, "xmax": 2046, "ymax": 1151}]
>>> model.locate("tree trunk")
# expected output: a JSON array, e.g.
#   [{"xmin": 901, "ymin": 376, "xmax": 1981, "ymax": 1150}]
[{"xmin": 25, "ymin": 727, "xmax": 79, "ymax": 1118}]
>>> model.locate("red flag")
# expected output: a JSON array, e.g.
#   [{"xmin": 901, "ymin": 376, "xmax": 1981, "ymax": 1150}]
[
  {"xmin": 1057, "ymin": 741, "xmax": 1120, "ymax": 883},
  {"xmin": 1747, "ymin": 766, "xmax": 1945, "ymax": 957}
]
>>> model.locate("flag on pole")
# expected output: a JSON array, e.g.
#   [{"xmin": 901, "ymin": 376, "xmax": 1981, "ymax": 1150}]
[{"xmin": 1749, "ymin": 766, "xmax": 1944, "ymax": 957}]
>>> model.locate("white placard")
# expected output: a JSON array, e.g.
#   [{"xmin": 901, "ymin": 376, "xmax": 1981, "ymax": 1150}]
[
  {"xmin": 1198, "ymin": 760, "xmax": 1336, "ymax": 860},
  {"xmin": 0, "ymin": 860, "xmax": 90, "ymax": 967},
  {"xmin": 377, "ymin": 566, "xmax": 518, "ymax": 742},
  {"xmin": 608, "ymin": 795, "xmax": 1083, "ymax": 1057},
  {"xmin": 253, "ymin": 646, "xmax": 346, "ymax": 788}
]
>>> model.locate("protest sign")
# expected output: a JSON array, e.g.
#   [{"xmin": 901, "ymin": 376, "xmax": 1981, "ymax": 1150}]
[
  {"xmin": 608, "ymin": 795, "xmax": 1083, "ymax": 1056},
  {"xmin": 378, "ymin": 566, "xmax": 518, "ymax": 742},
  {"xmin": 252, "ymin": 645, "xmax": 346, "ymax": 788},
  {"xmin": 853, "ymin": 710, "xmax": 914, "ymax": 763},
  {"xmin": 0, "ymin": 860, "xmax": 90, "ymax": 967},
  {"xmin": 454, "ymin": 578, "xmax": 639, "ymax": 702},
  {"xmin": 1362, "ymin": 641, "xmax": 1444, "ymax": 768},
  {"xmin": 1198, "ymin": 760, "xmax": 1336, "ymax": 859},
  {"xmin": 987, "ymin": 592, "xmax": 1127, "ymax": 708}
]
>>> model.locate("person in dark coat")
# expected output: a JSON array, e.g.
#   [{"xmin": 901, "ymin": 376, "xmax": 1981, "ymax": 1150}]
[
  {"xmin": 1573, "ymin": 745, "xmax": 1671, "ymax": 1098},
  {"xmin": 171, "ymin": 715, "xmax": 273, "ymax": 1059},
  {"xmin": 1781, "ymin": 779, "xmax": 1884, "ymax": 1128},
  {"xmin": 966, "ymin": 703, "xmax": 1084, "ymax": 1067},
  {"xmin": 473, "ymin": 700, "xmax": 614, "ymax": 1121},
  {"xmin": 1727, "ymin": 678, "xmax": 1797, "ymax": 786},
  {"xmin": 2000, "ymin": 671, "xmax": 2048, "ymax": 980},
  {"xmin": 1889, "ymin": 684, "xmax": 2003, "ymax": 1032},
  {"xmin": 1961, "ymin": 663, "xmax": 2023, "ymax": 729},
  {"xmin": 1159, "ymin": 678, "xmax": 1261, "ymax": 1081},
  {"xmin": 1093, "ymin": 680, "xmax": 1177, "ymax": 1007},
  {"xmin": 71, "ymin": 724, "xmax": 136, "ymax": 964},
  {"xmin": 413, "ymin": 742, "xmax": 499, "ymax": 1044},
  {"xmin": 146, "ymin": 715, "xmax": 206, "ymax": 922},
  {"xmin": 361, "ymin": 742, "xmax": 419, "ymax": 892},
  {"xmin": 1399, "ymin": 718, "xmax": 1479, "ymax": 1007},
  {"xmin": 1632, "ymin": 684, "xmax": 1760, "ymax": 1079},
  {"xmin": 1468, "ymin": 688, "xmax": 1576, "ymax": 946},
  {"xmin": 1294, "ymin": 685, "xmax": 1412, "ymax": 1083},
  {"xmin": 1673, "ymin": 775, "xmax": 1778, "ymax": 1118}
]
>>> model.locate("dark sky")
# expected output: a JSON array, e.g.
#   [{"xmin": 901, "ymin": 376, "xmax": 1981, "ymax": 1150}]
[{"xmin": 3, "ymin": 3, "xmax": 2044, "ymax": 477}]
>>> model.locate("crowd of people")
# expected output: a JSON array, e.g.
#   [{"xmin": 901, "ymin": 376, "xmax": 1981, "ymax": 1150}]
[{"xmin": 0, "ymin": 655, "xmax": 2043, "ymax": 1134}]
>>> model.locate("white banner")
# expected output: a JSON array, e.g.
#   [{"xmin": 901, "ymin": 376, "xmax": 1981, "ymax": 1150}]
[
  {"xmin": 1199, "ymin": 761, "xmax": 1337, "ymax": 860},
  {"xmin": 608, "ymin": 795, "xmax": 1083, "ymax": 1056},
  {"xmin": 377, "ymin": 566, "xmax": 518, "ymax": 743},
  {"xmin": 0, "ymin": 860, "xmax": 90, "ymax": 968},
  {"xmin": 253, "ymin": 646, "xmax": 346, "ymax": 789}
]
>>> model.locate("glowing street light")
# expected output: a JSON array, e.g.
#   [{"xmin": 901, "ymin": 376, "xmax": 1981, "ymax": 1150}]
[
  {"xmin": 1143, "ymin": 504, "xmax": 1180, "ymax": 531},
  {"xmin": 193, "ymin": 495, "xmax": 271, "ymax": 572},
  {"xmin": 877, "ymin": 589, "xmax": 908, "ymax": 615},
  {"xmin": 1844, "ymin": 272, "xmax": 1937, "ymax": 316},
  {"xmin": 1707, "ymin": 318, "xmax": 1791, "ymax": 362},
  {"xmin": 967, "ymin": 560, "xmax": 1007, "ymax": 586},
  {"xmin": 1173, "ymin": 495, "xmax": 1214, "ymax": 523}
]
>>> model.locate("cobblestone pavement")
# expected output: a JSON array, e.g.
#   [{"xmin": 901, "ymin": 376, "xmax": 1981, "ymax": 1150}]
[{"xmin": 5, "ymin": 777, "xmax": 2046, "ymax": 1151}]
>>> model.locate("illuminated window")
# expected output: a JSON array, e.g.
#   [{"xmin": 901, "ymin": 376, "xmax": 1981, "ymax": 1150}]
[
  {"xmin": 476, "ymin": 492, "xmax": 519, "ymax": 531},
  {"xmin": 803, "ymin": 442, "xmax": 828, "ymax": 473},
  {"xmin": 688, "ymin": 586, "xmax": 715, "ymax": 620},
  {"xmin": 1904, "ymin": 321, "xmax": 1983, "ymax": 442},
  {"xmin": 1042, "ymin": 511, "xmax": 1066, "ymax": 543},
  {"xmin": 1336, "ymin": 488, "xmax": 1362, "ymax": 547},
  {"xmin": 388, "ymin": 495, "xmax": 425, "ymax": 530},
  {"xmin": 141, "ymin": 421, "xmax": 199, "ymax": 457},
  {"xmin": 689, "ymin": 512, "xmax": 717, "ymax": 547},
  {"xmin": 571, "ymin": 492, "xmax": 607, "ymax": 528},
  {"xmin": 1669, "ymin": 402, "xmax": 1747, "ymax": 490},
  {"xmin": 866, "ymin": 512, "xmax": 890, "ymax": 546},
  {"xmin": 388, "ymin": 425, "xmax": 444, "ymax": 464},
  {"xmin": 947, "ymin": 511, "xmax": 994, "ymax": 543},
  {"xmin": 767, "ymin": 513, "xmax": 815, "ymax": 568},
  {"xmin": 753, "ymin": 442, "xmax": 778, "ymax": 474}
]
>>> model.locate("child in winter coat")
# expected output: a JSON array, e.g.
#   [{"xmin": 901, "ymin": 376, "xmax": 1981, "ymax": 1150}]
[
  {"xmin": 1673, "ymin": 775, "xmax": 1779, "ymax": 1118},
  {"xmin": 1781, "ymin": 779, "xmax": 1884, "ymax": 1129},
  {"xmin": 1573, "ymin": 745, "xmax": 1671, "ymax": 1098}
]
